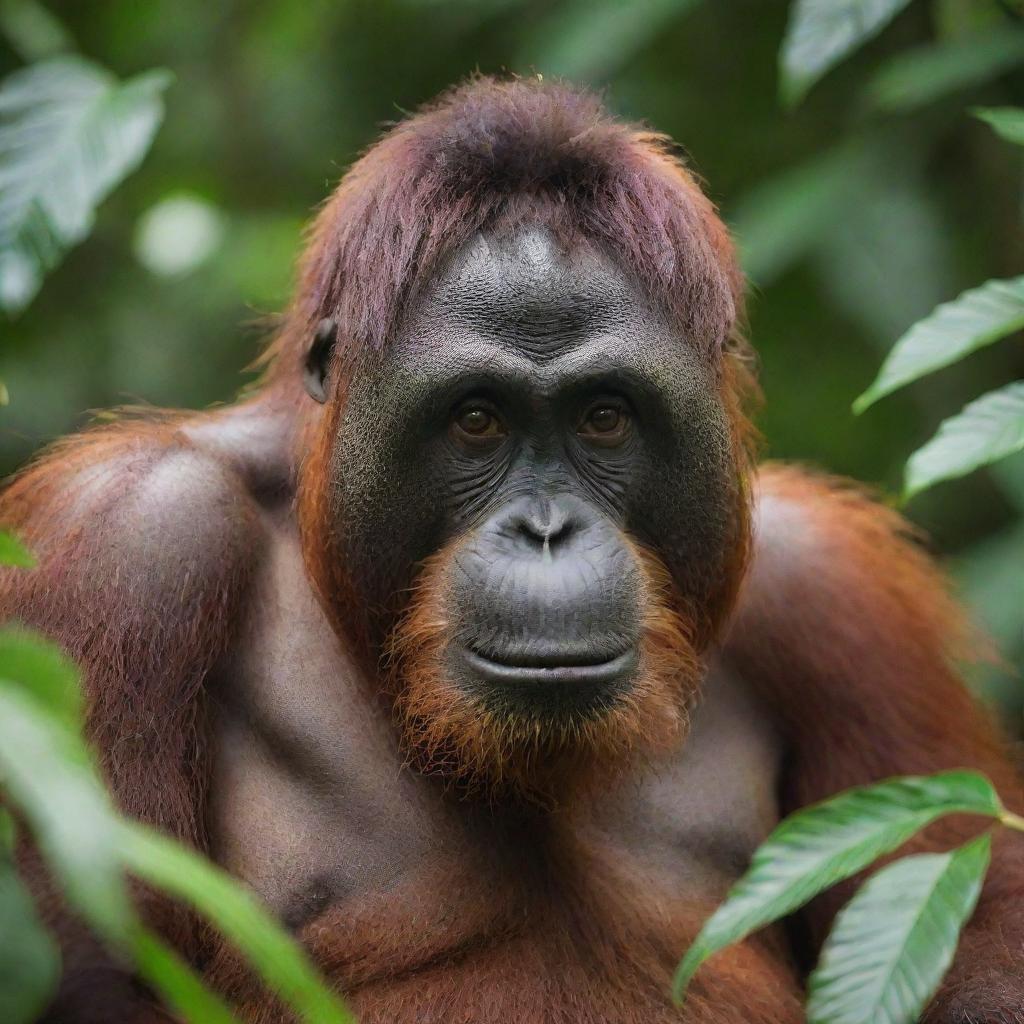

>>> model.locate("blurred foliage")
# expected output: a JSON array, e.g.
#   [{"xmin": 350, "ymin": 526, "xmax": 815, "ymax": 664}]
[{"xmin": 0, "ymin": 0, "xmax": 1022, "ymax": 716}]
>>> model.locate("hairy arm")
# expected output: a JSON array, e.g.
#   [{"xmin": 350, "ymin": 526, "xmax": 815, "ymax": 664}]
[
  {"xmin": 0, "ymin": 419, "xmax": 261, "ymax": 1020},
  {"xmin": 724, "ymin": 464, "xmax": 1024, "ymax": 1022}
]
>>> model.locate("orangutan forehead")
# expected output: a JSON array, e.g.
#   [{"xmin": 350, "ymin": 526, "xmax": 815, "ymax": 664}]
[{"xmin": 401, "ymin": 227, "xmax": 673, "ymax": 352}]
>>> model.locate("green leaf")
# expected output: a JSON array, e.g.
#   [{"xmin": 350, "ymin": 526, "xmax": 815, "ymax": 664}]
[
  {"xmin": 973, "ymin": 105, "xmax": 1024, "ymax": 147},
  {"xmin": 806, "ymin": 835, "xmax": 991, "ymax": 1024},
  {"xmin": 0, "ymin": 808, "xmax": 13, "ymax": 853},
  {"xmin": 0, "ymin": 0, "xmax": 74, "ymax": 62},
  {"xmin": 673, "ymin": 771, "xmax": 1001, "ymax": 1003},
  {"xmin": 119, "ymin": 823, "xmax": 353, "ymax": 1024},
  {"xmin": 0, "ymin": 627, "xmax": 82, "ymax": 729},
  {"xmin": 132, "ymin": 928, "xmax": 240, "ymax": 1024},
  {"xmin": 854, "ymin": 276, "xmax": 1024, "ymax": 412},
  {"xmin": 779, "ymin": 0, "xmax": 914, "ymax": 107},
  {"xmin": 0, "ymin": 855, "xmax": 61, "ymax": 1024},
  {"xmin": 905, "ymin": 382, "xmax": 1024, "ymax": 499},
  {"xmin": 0, "ymin": 530, "xmax": 35, "ymax": 568},
  {"xmin": 865, "ymin": 29, "xmax": 1024, "ymax": 113},
  {"xmin": 0, "ymin": 688, "xmax": 132, "ymax": 946},
  {"xmin": 0, "ymin": 57, "xmax": 172, "ymax": 314}
]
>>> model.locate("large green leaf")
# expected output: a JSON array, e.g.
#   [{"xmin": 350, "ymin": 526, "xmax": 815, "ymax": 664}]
[
  {"xmin": 905, "ymin": 382, "xmax": 1024, "ymax": 499},
  {"xmin": 0, "ymin": 530, "xmax": 35, "ymax": 568},
  {"xmin": 806, "ymin": 835, "xmax": 991, "ymax": 1024},
  {"xmin": 0, "ymin": 855, "xmax": 61, "ymax": 1024},
  {"xmin": 132, "ymin": 928, "xmax": 240, "ymax": 1024},
  {"xmin": 779, "ymin": 0, "xmax": 914, "ymax": 107},
  {"xmin": 865, "ymin": 29, "xmax": 1024, "ymax": 113},
  {"xmin": 119, "ymin": 823, "xmax": 353, "ymax": 1024},
  {"xmin": 0, "ymin": 687, "xmax": 132, "ymax": 946},
  {"xmin": 854, "ymin": 276, "xmax": 1024, "ymax": 413},
  {"xmin": 0, "ymin": 57, "xmax": 171, "ymax": 313},
  {"xmin": 673, "ymin": 771, "xmax": 1001, "ymax": 1003},
  {"xmin": 973, "ymin": 106, "xmax": 1024, "ymax": 147},
  {"xmin": 0, "ymin": 627, "xmax": 82, "ymax": 729}
]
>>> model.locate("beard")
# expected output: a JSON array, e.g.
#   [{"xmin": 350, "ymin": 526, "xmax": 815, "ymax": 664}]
[{"xmin": 384, "ymin": 536, "xmax": 705, "ymax": 803}]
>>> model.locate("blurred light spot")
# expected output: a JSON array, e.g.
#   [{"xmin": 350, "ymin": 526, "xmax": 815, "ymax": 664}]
[{"xmin": 134, "ymin": 194, "xmax": 225, "ymax": 277}]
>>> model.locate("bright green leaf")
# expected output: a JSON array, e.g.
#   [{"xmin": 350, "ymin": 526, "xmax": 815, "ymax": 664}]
[
  {"xmin": 673, "ymin": 771, "xmax": 1001, "ymax": 1003},
  {"xmin": 865, "ymin": 29, "xmax": 1024, "ymax": 113},
  {"xmin": 854, "ymin": 276, "xmax": 1024, "ymax": 412},
  {"xmin": 806, "ymin": 835, "xmax": 991, "ymax": 1024},
  {"xmin": 133, "ymin": 928, "xmax": 240, "ymax": 1024},
  {"xmin": 973, "ymin": 105, "xmax": 1024, "ymax": 146},
  {"xmin": 0, "ymin": 531, "xmax": 35, "ymax": 568},
  {"xmin": 0, "ymin": 627, "xmax": 82, "ymax": 729},
  {"xmin": 0, "ymin": 688, "xmax": 132, "ymax": 947},
  {"xmin": 0, "ymin": 57, "xmax": 172, "ymax": 314},
  {"xmin": 119, "ymin": 823, "xmax": 353, "ymax": 1024},
  {"xmin": 0, "ymin": 855, "xmax": 61, "ymax": 1024},
  {"xmin": 779, "ymin": 0, "xmax": 914, "ymax": 107},
  {"xmin": 905, "ymin": 382, "xmax": 1024, "ymax": 499}
]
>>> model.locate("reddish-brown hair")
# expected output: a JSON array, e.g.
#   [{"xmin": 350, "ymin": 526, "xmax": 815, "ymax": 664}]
[
  {"xmin": 293, "ymin": 75, "xmax": 759, "ymax": 660},
  {"xmin": 265, "ymin": 74, "xmax": 747, "ymax": 382},
  {"xmin": 385, "ymin": 536, "xmax": 702, "ymax": 800}
]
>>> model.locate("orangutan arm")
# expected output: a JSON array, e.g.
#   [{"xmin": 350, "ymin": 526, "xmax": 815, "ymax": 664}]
[{"xmin": 724, "ymin": 463, "xmax": 1024, "ymax": 1022}]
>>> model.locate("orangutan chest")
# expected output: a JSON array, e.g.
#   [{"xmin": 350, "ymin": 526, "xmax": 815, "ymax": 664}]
[{"xmin": 204, "ymin": 534, "xmax": 782, "ymax": 988}]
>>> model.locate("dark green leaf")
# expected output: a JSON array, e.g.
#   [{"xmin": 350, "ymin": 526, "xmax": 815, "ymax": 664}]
[
  {"xmin": 673, "ymin": 771, "xmax": 1001, "ymax": 1002},
  {"xmin": 0, "ymin": 0, "xmax": 73, "ymax": 62},
  {"xmin": 865, "ymin": 29, "xmax": 1024, "ymax": 113},
  {"xmin": 780, "ymin": 0, "xmax": 913, "ymax": 107},
  {"xmin": 0, "ymin": 808, "xmax": 13, "ymax": 853},
  {"xmin": 0, "ymin": 531, "xmax": 35, "ymax": 568},
  {"xmin": 806, "ymin": 835, "xmax": 991, "ymax": 1024},
  {"xmin": 0, "ymin": 57, "xmax": 172, "ymax": 313},
  {"xmin": 0, "ymin": 851, "xmax": 61, "ymax": 1024},
  {"xmin": 905, "ymin": 382, "xmax": 1024, "ymax": 498},
  {"xmin": 854, "ymin": 276, "xmax": 1024, "ymax": 412},
  {"xmin": 973, "ymin": 105, "xmax": 1024, "ymax": 146},
  {"xmin": 119, "ymin": 823, "xmax": 353, "ymax": 1023},
  {"xmin": 133, "ymin": 928, "xmax": 239, "ymax": 1024},
  {"xmin": 0, "ymin": 688, "xmax": 132, "ymax": 946},
  {"xmin": 0, "ymin": 627, "xmax": 82, "ymax": 728}
]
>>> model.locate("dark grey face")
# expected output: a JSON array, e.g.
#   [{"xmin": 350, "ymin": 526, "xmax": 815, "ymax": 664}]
[{"xmin": 314, "ymin": 227, "xmax": 739, "ymax": 713}]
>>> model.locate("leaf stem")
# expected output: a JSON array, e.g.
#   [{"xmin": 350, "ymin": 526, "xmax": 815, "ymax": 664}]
[{"xmin": 999, "ymin": 809, "xmax": 1024, "ymax": 832}]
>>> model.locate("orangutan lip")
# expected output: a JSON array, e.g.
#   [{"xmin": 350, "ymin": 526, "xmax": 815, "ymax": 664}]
[{"xmin": 461, "ymin": 647, "xmax": 639, "ymax": 687}]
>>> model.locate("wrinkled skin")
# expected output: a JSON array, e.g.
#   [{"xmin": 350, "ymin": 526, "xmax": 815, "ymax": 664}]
[{"xmin": 317, "ymin": 228, "xmax": 738, "ymax": 680}]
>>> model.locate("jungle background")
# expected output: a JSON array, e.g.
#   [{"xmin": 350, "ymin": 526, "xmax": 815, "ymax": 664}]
[
  {"xmin": 3, "ymin": 0, "xmax": 1022, "ymax": 716},
  {"xmin": 2, "ymin": 3, "xmax": 1024, "ymax": 1022}
]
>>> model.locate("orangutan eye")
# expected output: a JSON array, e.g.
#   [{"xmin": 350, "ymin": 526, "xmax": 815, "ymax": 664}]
[
  {"xmin": 450, "ymin": 403, "xmax": 507, "ymax": 448},
  {"xmin": 578, "ymin": 401, "xmax": 630, "ymax": 447}
]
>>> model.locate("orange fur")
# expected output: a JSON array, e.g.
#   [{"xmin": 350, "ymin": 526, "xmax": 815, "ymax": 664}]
[{"xmin": 384, "ymin": 537, "xmax": 702, "ymax": 801}]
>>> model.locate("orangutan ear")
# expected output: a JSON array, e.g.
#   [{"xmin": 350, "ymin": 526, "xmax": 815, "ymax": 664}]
[{"xmin": 304, "ymin": 318, "xmax": 337, "ymax": 403}]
